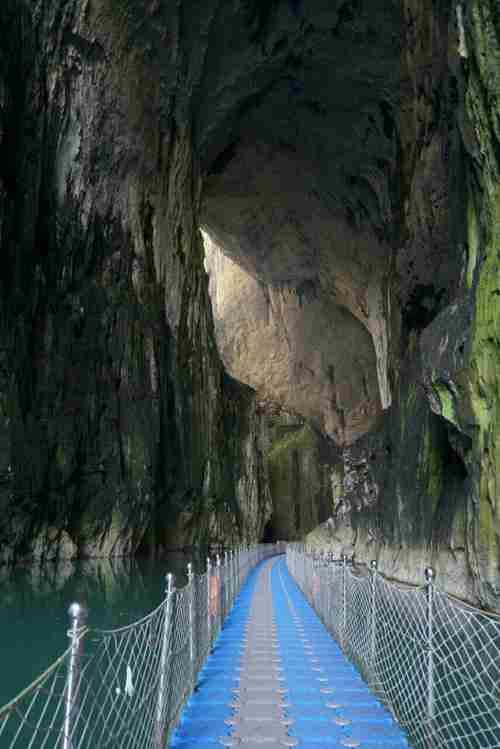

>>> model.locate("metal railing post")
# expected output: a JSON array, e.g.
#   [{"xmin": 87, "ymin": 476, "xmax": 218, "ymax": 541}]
[
  {"xmin": 226, "ymin": 550, "xmax": 231, "ymax": 610},
  {"xmin": 235, "ymin": 545, "xmax": 240, "ymax": 588},
  {"xmin": 329, "ymin": 556, "xmax": 334, "ymax": 632},
  {"xmin": 216, "ymin": 554, "xmax": 222, "ymax": 635},
  {"xmin": 233, "ymin": 549, "xmax": 237, "ymax": 600},
  {"xmin": 425, "ymin": 567, "xmax": 435, "ymax": 731},
  {"xmin": 342, "ymin": 554, "xmax": 347, "ymax": 650},
  {"xmin": 188, "ymin": 563, "xmax": 195, "ymax": 691},
  {"xmin": 155, "ymin": 573, "xmax": 174, "ymax": 749},
  {"xmin": 224, "ymin": 551, "xmax": 229, "ymax": 619},
  {"xmin": 320, "ymin": 551, "xmax": 326, "ymax": 618},
  {"xmin": 62, "ymin": 602, "xmax": 87, "ymax": 749},
  {"xmin": 370, "ymin": 560, "xmax": 378, "ymax": 682},
  {"xmin": 229, "ymin": 549, "xmax": 234, "ymax": 608},
  {"xmin": 234, "ymin": 549, "xmax": 238, "ymax": 600},
  {"xmin": 206, "ymin": 557, "xmax": 212, "ymax": 649}
]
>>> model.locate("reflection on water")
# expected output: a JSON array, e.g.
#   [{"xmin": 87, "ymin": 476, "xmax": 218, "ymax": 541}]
[{"xmin": 0, "ymin": 551, "xmax": 208, "ymax": 707}]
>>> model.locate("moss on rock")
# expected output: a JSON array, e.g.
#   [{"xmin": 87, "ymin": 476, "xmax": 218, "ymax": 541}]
[{"xmin": 264, "ymin": 413, "xmax": 335, "ymax": 541}]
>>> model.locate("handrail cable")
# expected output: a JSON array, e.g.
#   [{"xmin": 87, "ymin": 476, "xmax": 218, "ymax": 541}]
[{"xmin": 0, "ymin": 543, "xmax": 282, "ymax": 749}]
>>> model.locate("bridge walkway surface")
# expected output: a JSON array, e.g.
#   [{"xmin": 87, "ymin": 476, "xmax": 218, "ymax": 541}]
[{"xmin": 171, "ymin": 556, "xmax": 410, "ymax": 749}]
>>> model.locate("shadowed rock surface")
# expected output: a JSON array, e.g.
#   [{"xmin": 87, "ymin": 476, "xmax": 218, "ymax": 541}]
[{"xmin": 0, "ymin": 1, "xmax": 499, "ymax": 609}]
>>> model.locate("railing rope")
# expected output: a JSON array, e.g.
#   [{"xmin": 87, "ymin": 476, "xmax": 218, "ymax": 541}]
[
  {"xmin": 286, "ymin": 544, "xmax": 500, "ymax": 749},
  {"xmin": 0, "ymin": 544, "xmax": 281, "ymax": 749}
]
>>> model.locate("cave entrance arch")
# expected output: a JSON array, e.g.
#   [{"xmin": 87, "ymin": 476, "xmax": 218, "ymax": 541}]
[{"xmin": 196, "ymin": 0, "xmax": 404, "ymax": 541}]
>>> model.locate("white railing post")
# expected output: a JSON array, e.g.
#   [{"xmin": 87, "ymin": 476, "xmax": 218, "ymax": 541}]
[
  {"xmin": 229, "ymin": 549, "xmax": 234, "ymax": 608},
  {"xmin": 234, "ymin": 546, "xmax": 239, "ymax": 589},
  {"xmin": 224, "ymin": 551, "xmax": 229, "ymax": 619},
  {"xmin": 326, "ymin": 556, "xmax": 332, "ymax": 633},
  {"xmin": 425, "ymin": 567, "xmax": 435, "ymax": 733},
  {"xmin": 342, "ymin": 554, "xmax": 347, "ymax": 650},
  {"xmin": 227, "ymin": 550, "xmax": 231, "ymax": 610},
  {"xmin": 370, "ymin": 560, "xmax": 378, "ymax": 682},
  {"xmin": 62, "ymin": 602, "xmax": 87, "ymax": 749},
  {"xmin": 216, "ymin": 554, "xmax": 222, "ymax": 635},
  {"xmin": 155, "ymin": 573, "xmax": 174, "ymax": 749},
  {"xmin": 206, "ymin": 557, "xmax": 212, "ymax": 650},
  {"xmin": 188, "ymin": 563, "xmax": 195, "ymax": 691}
]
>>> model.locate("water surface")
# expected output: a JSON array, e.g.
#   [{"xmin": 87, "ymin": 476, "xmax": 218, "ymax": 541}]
[{"xmin": 0, "ymin": 551, "xmax": 206, "ymax": 707}]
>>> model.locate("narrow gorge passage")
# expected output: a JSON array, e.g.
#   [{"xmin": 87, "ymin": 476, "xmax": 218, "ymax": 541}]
[{"xmin": 1, "ymin": 0, "xmax": 500, "ymax": 612}]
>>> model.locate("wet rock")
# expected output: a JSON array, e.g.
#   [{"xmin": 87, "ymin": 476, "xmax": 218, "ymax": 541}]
[{"xmin": 31, "ymin": 527, "xmax": 77, "ymax": 562}]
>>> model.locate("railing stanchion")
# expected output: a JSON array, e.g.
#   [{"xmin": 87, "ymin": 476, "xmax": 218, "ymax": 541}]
[
  {"xmin": 327, "ymin": 556, "xmax": 332, "ymax": 632},
  {"xmin": 188, "ymin": 563, "xmax": 195, "ymax": 691},
  {"xmin": 155, "ymin": 573, "xmax": 174, "ymax": 749},
  {"xmin": 206, "ymin": 557, "xmax": 212, "ymax": 650},
  {"xmin": 216, "ymin": 554, "xmax": 222, "ymax": 635},
  {"xmin": 224, "ymin": 551, "xmax": 229, "ymax": 620},
  {"xmin": 425, "ymin": 567, "xmax": 436, "ymax": 740},
  {"xmin": 0, "ymin": 544, "xmax": 279, "ymax": 749},
  {"xmin": 229, "ymin": 549, "xmax": 234, "ymax": 608},
  {"xmin": 62, "ymin": 602, "xmax": 87, "ymax": 749},
  {"xmin": 370, "ymin": 560, "xmax": 378, "ymax": 684},
  {"xmin": 341, "ymin": 554, "xmax": 347, "ymax": 650},
  {"xmin": 236, "ymin": 545, "xmax": 240, "ymax": 588}
]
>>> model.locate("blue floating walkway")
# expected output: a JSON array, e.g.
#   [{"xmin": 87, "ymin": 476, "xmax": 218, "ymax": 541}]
[{"xmin": 170, "ymin": 557, "xmax": 410, "ymax": 749}]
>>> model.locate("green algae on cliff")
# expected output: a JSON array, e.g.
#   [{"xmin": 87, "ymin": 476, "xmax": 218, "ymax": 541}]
[
  {"xmin": 469, "ymin": 185, "xmax": 500, "ymax": 592},
  {"xmin": 265, "ymin": 421, "xmax": 333, "ymax": 541},
  {"xmin": 463, "ymin": 0, "xmax": 500, "ymax": 602}
]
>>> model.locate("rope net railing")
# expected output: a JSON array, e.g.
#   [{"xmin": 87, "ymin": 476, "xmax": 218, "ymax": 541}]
[
  {"xmin": 287, "ymin": 545, "xmax": 500, "ymax": 748},
  {"xmin": 0, "ymin": 543, "xmax": 281, "ymax": 749}
]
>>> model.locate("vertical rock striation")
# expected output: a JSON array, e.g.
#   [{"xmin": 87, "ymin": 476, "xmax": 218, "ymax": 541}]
[{"xmin": 0, "ymin": 0, "xmax": 272, "ymax": 562}]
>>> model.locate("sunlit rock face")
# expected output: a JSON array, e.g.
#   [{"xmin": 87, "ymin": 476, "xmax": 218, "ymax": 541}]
[
  {"xmin": 204, "ymin": 233, "xmax": 380, "ymax": 444},
  {"xmin": 200, "ymin": 77, "xmax": 396, "ymax": 418}
]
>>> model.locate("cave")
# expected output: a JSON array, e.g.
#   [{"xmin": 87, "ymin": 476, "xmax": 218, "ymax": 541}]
[
  {"xmin": 262, "ymin": 517, "xmax": 277, "ymax": 544},
  {"xmin": 1, "ymin": 0, "xmax": 500, "ymax": 609}
]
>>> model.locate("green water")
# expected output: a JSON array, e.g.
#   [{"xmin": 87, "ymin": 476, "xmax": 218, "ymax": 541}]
[{"xmin": 0, "ymin": 552, "xmax": 206, "ymax": 708}]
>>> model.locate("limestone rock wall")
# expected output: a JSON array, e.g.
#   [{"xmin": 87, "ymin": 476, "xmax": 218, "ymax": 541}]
[
  {"xmin": 204, "ymin": 234, "xmax": 381, "ymax": 444},
  {"xmin": 307, "ymin": 1, "xmax": 500, "ymax": 610},
  {"xmin": 0, "ymin": 0, "xmax": 271, "ymax": 563}
]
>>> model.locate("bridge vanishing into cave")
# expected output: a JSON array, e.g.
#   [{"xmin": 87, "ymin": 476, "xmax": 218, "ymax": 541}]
[
  {"xmin": 171, "ymin": 555, "xmax": 410, "ymax": 749},
  {"xmin": 3, "ymin": 543, "xmax": 499, "ymax": 749}
]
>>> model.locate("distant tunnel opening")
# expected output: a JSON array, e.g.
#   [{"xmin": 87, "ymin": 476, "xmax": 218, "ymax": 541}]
[{"xmin": 261, "ymin": 516, "xmax": 278, "ymax": 543}]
